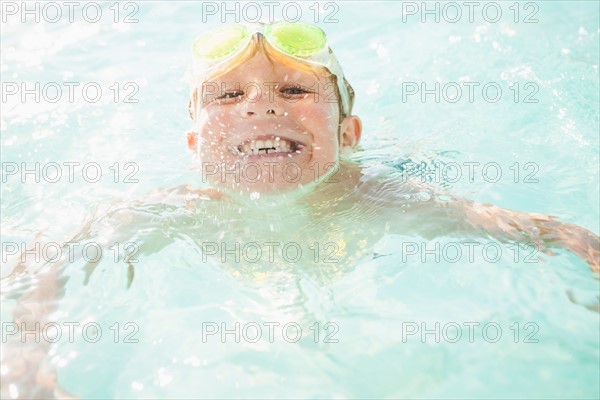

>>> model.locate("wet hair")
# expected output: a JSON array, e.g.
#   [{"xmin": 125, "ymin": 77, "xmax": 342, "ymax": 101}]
[{"xmin": 188, "ymin": 33, "xmax": 354, "ymax": 122}]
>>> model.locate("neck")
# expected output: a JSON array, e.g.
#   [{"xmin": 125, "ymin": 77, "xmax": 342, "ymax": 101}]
[{"xmin": 206, "ymin": 160, "xmax": 362, "ymax": 208}]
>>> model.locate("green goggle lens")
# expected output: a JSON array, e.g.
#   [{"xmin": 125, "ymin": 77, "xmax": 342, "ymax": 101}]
[
  {"xmin": 190, "ymin": 23, "xmax": 349, "ymax": 114},
  {"xmin": 192, "ymin": 25, "xmax": 250, "ymax": 60},
  {"xmin": 265, "ymin": 23, "xmax": 327, "ymax": 57}
]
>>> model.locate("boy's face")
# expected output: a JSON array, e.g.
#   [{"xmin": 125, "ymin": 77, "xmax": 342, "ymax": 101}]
[{"xmin": 189, "ymin": 49, "xmax": 360, "ymax": 194}]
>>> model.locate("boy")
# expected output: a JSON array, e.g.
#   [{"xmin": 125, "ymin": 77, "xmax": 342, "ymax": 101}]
[
  {"xmin": 2, "ymin": 21, "xmax": 598, "ymax": 400},
  {"xmin": 183, "ymin": 21, "xmax": 599, "ymax": 271}
]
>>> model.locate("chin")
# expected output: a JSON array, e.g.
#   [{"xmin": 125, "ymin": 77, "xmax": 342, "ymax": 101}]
[
  {"xmin": 199, "ymin": 149, "xmax": 337, "ymax": 197},
  {"xmin": 209, "ymin": 173, "xmax": 314, "ymax": 196}
]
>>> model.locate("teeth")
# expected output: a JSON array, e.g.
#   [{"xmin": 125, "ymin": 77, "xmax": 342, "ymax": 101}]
[{"xmin": 236, "ymin": 138, "xmax": 301, "ymax": 156}]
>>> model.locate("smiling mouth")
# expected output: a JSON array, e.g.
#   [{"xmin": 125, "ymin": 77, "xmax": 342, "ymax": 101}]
[{"xmin": 234, "ymin": 136, "xmax": 306, "ymax": 157}]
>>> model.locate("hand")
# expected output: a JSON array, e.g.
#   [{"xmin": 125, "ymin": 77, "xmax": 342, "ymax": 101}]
[
  {"xmin": 514, "ymin": 213, "xmax": 600, "ymax": 273},
  {"xmin": 462, "ymin": 202, "xmax": 600, "ymax": 273},
  {"xmin": 0, "ymin": 341, "xmax": 78, "ymax": 399},
  {"xmin": 554, "ymin": 222, "xmax": 600, "ymax": 273}
]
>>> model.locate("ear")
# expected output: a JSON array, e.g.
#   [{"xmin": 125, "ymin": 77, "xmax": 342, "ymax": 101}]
[
  {"xmin": 187, "ymin": 131, "xmax": 198, "ymax": 151},
  {"xmin": 339, "ymin": 115, "xmax": 362, "ymax": 150}
]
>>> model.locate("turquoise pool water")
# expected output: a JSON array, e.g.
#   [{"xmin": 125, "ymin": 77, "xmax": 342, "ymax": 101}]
[{"xmin": 1, "ymin": 1, "xmax": 599, "ymax": 398}]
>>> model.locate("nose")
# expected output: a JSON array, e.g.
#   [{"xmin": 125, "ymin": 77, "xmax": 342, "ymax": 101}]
[{"xmin": 240, "ymin": 84, "xmax": 284, "ymax": 118}]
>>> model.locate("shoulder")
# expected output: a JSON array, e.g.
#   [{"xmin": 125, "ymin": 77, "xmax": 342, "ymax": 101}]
[
  {"xmin": 142, "ymin": 185, "xmax": 229, "ymax": 206},
  {"xmin": 350, "ymin": 163, "xmax": 447, "ymax": 205},
  {"xmin": 83, "ymin": 185, "xmax": 228, "ymax": 232}
]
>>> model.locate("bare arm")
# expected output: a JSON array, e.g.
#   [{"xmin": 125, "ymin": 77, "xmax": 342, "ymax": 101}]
[
  {"xmin": 2, "ymin": 232, "xmax": 78, "ymax": 399},
  {"xmin": 370, "ymin": 173, "xmax": 599, "ymax": 273},
  {"xmin": 1, "ymin": 185, "xmax": 226, "ymax": 399},
  {"xmin": 455, "ymin": 199, "xmax": 600, "ymax": 273}
]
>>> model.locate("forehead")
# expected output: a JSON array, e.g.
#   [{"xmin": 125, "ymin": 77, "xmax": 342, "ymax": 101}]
[{"xmin": 210, "ymin": 49, "xmax": 328, "ymax": 85}]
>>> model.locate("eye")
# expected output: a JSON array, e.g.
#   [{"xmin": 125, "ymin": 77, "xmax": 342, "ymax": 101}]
[
  {"xmin": 281, "ymin": 85, "xmax": 312, "ymax": 97},
  {"xmin": 215, "ymin": 91, "xmax": 244, "ymax": 103}
]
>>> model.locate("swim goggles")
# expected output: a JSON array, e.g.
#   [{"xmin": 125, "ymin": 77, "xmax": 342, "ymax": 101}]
[{"xmin": 189, "ymin": 22, "xmax": 353, "ymax": 116}]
